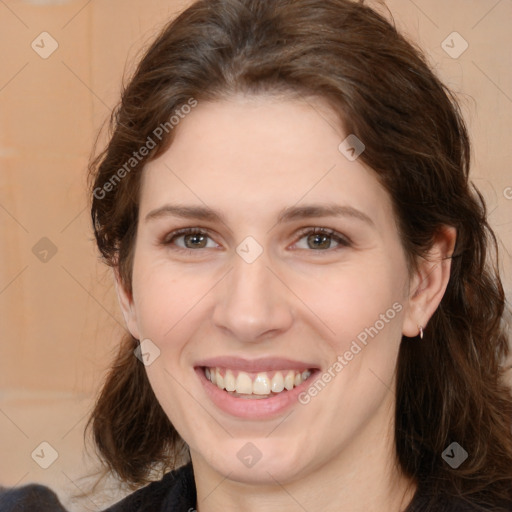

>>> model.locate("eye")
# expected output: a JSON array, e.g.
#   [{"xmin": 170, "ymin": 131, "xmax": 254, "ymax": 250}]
[
  {"xmin": 162, "ymin": 228, "xmax": 219, "ymax": 250},
  {"xmin": 293, "ymin": 227, "xmax": 351, "ymax": 251}
]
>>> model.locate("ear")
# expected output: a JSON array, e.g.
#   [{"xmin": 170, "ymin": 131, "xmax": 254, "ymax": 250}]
[
  {"xmin": 402, "ymin": 226, "xmax": 457, "ymax": 338},
  {"xmin": 112, "ymin": 268, "xmax": 141, "ymax": 340}
]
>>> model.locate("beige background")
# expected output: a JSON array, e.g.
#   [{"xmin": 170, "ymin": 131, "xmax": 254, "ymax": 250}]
[{"xmin": 0, "ymin": 0, "xmax": 511, "ymax": 510}]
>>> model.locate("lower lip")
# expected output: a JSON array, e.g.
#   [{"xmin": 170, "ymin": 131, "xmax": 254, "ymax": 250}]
[{"xmin": 195, "ymin": 367, "xmax": 318, "ymax": 419}]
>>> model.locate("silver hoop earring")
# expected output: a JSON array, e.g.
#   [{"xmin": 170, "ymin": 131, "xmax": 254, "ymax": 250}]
[{"xmin": 419, "ymin": 325, "xmax": 424, "ymax": 339}]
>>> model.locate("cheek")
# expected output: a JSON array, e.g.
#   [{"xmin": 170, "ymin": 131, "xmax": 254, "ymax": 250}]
[
  {"xmin": 131, "ymin": 257, "xmax": 211, "ymax": 342},
  {"xmin": 290, "ymin": 257, "xmax": 407, "ymax": 353}
]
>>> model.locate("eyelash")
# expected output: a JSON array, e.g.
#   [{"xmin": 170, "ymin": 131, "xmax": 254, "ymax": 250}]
[{"xmin": 160, "ymin": 227, "xmax": 351, "ymax": 253}]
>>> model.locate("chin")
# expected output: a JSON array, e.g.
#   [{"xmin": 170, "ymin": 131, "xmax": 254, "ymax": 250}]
[{"xmin": 201, "ymin": 437, "xmax": 312, "ymax": 485}]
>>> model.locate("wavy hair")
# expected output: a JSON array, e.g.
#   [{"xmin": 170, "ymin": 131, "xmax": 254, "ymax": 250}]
[{"xmin": 87, "ymin": 0, "xmax": 512, "ymax": 506}]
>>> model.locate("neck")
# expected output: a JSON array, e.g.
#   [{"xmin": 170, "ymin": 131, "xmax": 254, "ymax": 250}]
[{"xmin": 191, "ymin": 393, "xmax": 418, "ymax": 512}]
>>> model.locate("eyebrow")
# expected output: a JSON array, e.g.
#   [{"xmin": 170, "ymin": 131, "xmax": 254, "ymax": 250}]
[
  {"xmin": 145, "ymin": 204, "xmax": 228, "ymax": 224},
  {"xmin": 144, "ymin": 203, "xmax": 375, "ymax": 227},
  {"xmin": 276, "ymin": 204, "xmax": 374, "ymax": 227}
]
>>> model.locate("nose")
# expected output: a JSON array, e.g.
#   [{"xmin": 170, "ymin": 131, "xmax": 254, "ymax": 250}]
[{"xmin": 211, "ymin": 252, "xmax": 294, "ymax": 343}]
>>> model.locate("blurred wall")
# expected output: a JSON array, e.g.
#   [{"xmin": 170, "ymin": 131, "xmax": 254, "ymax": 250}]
[{"xmin": 0, "ymin": 0, "xmax": 511, "ymax": 507}]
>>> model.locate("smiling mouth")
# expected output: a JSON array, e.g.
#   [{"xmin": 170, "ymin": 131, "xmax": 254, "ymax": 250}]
[{"xmin": 202, "ymin": 367, "xmax": 314, "ymax": 399}]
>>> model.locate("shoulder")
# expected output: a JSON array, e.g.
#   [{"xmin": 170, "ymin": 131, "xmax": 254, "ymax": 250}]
[
  {"xmin": 0, "ymin": 484, "xmax": 67, "ymax": 512},
  {"xmin": 103, "ymin": 462, "xmax": 196, "ymax": 512},
  {"xmin": 0, "ymin": 463, "xmax": 195, "ymax": 512}
]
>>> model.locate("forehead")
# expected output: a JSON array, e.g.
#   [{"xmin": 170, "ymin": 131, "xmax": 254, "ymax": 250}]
[{"xmin": 141, "ymin": 96, "xmax": 395, "ymax": 229}]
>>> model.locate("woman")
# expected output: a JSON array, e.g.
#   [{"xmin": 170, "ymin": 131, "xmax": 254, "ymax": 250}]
[{"xmin": 2, "ymin": 0, "xmax": 511, "ymax": 510}]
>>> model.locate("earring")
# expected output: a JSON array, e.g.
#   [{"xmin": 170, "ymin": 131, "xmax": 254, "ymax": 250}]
[{"xmin": 418, "ymin": 325, "xmax": 424, "ymax": 339}]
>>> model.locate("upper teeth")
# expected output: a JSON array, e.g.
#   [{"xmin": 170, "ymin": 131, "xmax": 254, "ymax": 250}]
[{"xmin": 205, "ymin": 367, "xmax": 312, "ymax": 395}]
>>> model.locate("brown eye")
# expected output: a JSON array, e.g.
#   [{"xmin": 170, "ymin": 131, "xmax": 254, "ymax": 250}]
[
  {"xmin": 183, "ymin": 232, "xmax": 208, "ymax": 249},
  {"xmin": 294, "ymin": 228, "xmax": 351, "ymax": 251},
  {"xmin": 307, "ymin": 233, "xmax": 333, "ymax": 250},
  {"xmin": 163, "ymin": 228, "xmax": 219, "ymax": 250}
]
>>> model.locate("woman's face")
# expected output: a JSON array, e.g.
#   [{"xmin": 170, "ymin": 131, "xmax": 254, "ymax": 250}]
[{"xmin": 119, "ymin": 95, "xmax": 416, "ymax": 485}]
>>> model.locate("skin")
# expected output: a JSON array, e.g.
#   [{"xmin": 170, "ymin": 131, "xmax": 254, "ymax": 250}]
[{"xmin": 116, "ymin": 95, "xmax": 456, "ymax": 512}]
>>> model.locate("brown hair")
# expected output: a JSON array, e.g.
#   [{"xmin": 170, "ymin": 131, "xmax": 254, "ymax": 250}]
[{"xmin": 87, "ymin": 0, "xmax": 512, "ymax": 506}]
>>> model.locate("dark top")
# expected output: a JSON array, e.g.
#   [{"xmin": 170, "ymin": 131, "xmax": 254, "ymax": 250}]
[{"xmin": 1, "ymin": 463, "xmax": 510, "ymax": 511}]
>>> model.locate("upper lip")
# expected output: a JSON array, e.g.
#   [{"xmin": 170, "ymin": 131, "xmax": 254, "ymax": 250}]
[{"xmin": 195, "ymin": 356, "xmax": 318, "ymax": 373}]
